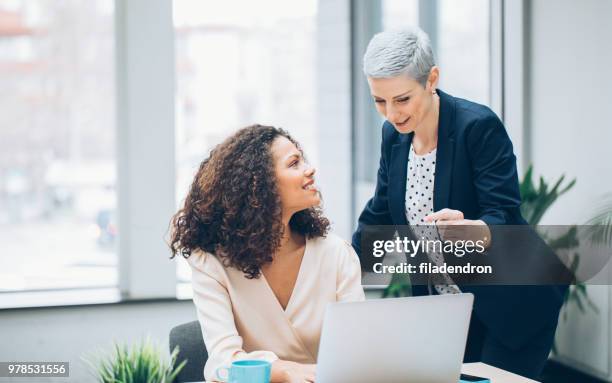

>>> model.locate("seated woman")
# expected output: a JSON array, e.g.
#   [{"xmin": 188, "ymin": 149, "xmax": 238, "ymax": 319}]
[{"xmin": 170, "ymin": 124, "xmax": 365, "ymax": 382}]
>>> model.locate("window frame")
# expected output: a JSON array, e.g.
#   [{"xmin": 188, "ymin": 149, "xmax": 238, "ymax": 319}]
[{"xmin": 115, "ymin": 0, "xmax": 177, "ymax": 300}]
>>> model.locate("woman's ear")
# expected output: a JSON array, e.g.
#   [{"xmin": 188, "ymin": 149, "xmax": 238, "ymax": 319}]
[{"xmin": 427, "ymin": 66, "xmax": 440, "ymax": 91}]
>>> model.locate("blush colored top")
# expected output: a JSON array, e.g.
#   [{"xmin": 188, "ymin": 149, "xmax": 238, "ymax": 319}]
[{"xmin": 187, "ymin": 233, "xmax": 365, "ymax": 381}]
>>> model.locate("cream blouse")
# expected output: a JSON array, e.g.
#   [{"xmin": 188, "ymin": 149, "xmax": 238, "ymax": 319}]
[{"xmin": 187, "ymin": 233, "xmax": 365, "ymax": 381}]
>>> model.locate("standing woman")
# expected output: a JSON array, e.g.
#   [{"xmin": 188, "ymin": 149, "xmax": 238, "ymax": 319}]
[
  {"xmin": 351, "ymin": 28, "xmax": 565, "ymax": 379},
  {"xmin": 172, "ymin": 125, "xmax": 364, "ymax": 382}
]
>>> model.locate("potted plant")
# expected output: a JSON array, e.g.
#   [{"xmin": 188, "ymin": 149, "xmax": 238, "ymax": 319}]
[
  {"xmin": 520, "ymin": 166, "xmax": 603, "ymax": 335},
  {"xmin": 86, "ymin": 338, "xmax": 186, "ymax": 383}
]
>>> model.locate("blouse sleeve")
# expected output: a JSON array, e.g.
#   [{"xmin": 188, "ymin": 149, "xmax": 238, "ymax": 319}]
[
  {"xmin": 336, "ymin": 241, "xmax": 366, "ymax": 302},
  {"xmin": 189, "ymin": 255, "xmax": 279, "ymax": 381}
]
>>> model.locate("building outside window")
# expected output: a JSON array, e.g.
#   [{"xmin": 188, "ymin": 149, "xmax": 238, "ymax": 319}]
[{"xmin": 0, "ymin": 0, "xmax": 116, "ymax": 292}]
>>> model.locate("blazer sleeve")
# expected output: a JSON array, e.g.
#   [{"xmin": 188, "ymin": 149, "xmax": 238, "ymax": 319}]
[
  {"xmin": 466, "ymin": 114, "xmax": 524, "ymax": 225},
  {"xmin": 189, "ymin": 255, "xmax": 278, "ymax": 381},
  {"xmin": 351, "ymin": 123, "xmax": 395, "ymax": 259}
]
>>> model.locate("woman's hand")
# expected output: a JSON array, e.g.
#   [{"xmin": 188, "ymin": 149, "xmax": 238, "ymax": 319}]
[
  {"xmin": 424, "ymin": 208, "xmax": 491, "ymax": 248},
  {"xmin": 271, "ymin": 360, "xmax": 316, "ymax": 383}
]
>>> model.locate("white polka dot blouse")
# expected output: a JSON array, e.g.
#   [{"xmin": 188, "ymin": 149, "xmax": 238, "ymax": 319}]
[{"xmin": 405, "ymin": 144, "xmax": 461, "ymax": 295}]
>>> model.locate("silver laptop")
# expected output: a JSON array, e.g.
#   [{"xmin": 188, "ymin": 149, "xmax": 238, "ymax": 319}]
[{"xmin": 317, "ymin": 293, "xmax": 474, "ymax": 383}]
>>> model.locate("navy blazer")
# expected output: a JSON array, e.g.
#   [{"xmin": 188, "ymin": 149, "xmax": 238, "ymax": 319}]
[{"xmin": 351, "ymin": 89, "xmax": 565, "ymax": 379}]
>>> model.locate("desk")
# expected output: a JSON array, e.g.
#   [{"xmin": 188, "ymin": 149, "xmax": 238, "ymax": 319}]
[
  {"xmin": 462, "ymin": 363, "xmax": 539, "ymax": 382},
  {"xmin": 200, "ymin": 362, "xmax": 539, "ymax": 382}
]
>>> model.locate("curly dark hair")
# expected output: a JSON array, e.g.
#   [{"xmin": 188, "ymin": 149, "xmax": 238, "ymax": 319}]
[{"xmin": 170, "ymin": 124, "xmax": 330, "ymax": 279}]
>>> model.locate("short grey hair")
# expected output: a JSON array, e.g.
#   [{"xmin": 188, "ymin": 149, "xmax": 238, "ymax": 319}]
[{"xmin": 363, "ymin": 27, "xmax": 435, "ymax": 86}]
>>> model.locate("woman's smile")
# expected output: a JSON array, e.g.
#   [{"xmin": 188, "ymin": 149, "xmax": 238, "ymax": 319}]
[
  {"xmin": 302, "ymin": 179, "xmax": 317, "ymax": 192},
  {"xmin": 394, "ymin": 117, "xmax": 411, "ymax": 129}
]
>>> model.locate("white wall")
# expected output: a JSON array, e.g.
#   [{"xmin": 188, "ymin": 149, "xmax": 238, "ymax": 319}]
[
  {"xmin": 530, "ymin": 0, "xmax": 612, "ymax": 226},
  {"xmin": 0, "ymin": 301, "xmax": 196, "ymax": 383},
  {"xmin": 527, "ymin": 0, "xmax": 612, "ymax": 379}
]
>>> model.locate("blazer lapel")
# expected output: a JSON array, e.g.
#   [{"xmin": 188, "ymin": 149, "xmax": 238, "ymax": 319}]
[
  {"xmin": 388, "ymin": 133, "xmax": 412, "ymax": 225},
  {"xmin": 433, "ymin": 89, "xmax": 456, "ymax": 211}
]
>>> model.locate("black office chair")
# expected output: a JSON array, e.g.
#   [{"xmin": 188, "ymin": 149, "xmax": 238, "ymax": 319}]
[{"xmin": 169, "ymin": 321, "xmax": 208, "ymax": 383}]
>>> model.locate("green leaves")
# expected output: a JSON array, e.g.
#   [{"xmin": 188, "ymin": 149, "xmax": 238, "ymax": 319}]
[
  {"xmin": 87, "ymin": 338, "xmax": 186, "ymax": 383},
  {"xmin": 519, "ymin": 166, "xmax": 607, "ymax": 355},
  {"xmin": 585, "ymin": 193, "xmax": 612, "ymax": 246},
  {"xmin": 520, "ymin": 165, "xmax": 576, "ymax": 225},
  {"xmin": 546, "ymin": 226, "xmax": 579, "ymax": 252},
  {"xmin": 382, "ymin": 268, "xmax": 412, "ymax": 298}
]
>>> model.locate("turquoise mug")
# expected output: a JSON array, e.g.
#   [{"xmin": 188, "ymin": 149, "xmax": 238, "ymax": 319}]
[{"xmin": 215, "ymin": 360, "xmax": 271, "ymax": 383}]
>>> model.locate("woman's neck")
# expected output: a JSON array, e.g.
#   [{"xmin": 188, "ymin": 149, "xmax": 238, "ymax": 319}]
[
  {"xmin": 277, "ymin": 216, "xmax": 305, "ymax": 256},
  {"xmin": 412, "ymin": 95, "xmax": 440, "ymax": 154}
]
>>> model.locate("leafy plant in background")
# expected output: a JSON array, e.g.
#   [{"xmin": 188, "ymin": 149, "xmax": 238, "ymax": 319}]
[
  {"xmin": 520, "ymin": 165, "xmax": 607, "ymax": 355},
  {"xmin": 382, "ymin": 269, "xmax": 412, "ymax": 298},
  {"xmin": 520, "ymin": 165, "xmax": 598, "ymax": 317},
  {"xmin": 86, "ymin": 338, "xmax": 186, "ymax": 383},
  {"xmin": 519, "ymin": 166, "xmax": 576, "ymax": 226},
  {"xmin": 586, "ymin": 193, "xmax": 612, "ymax": 246}
]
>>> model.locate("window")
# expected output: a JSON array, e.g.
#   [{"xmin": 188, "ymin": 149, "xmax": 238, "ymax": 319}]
[
  {"xmin": 0, "ymin": 1, "xmax": 116, "ymax": 292},
  {"xmin": 383, "ymin": 0, "xmax": 419, "ymax": 29},
  {"xmin": 173, "ymin": 0, "xmax": 318, "ymax": 282},
  {"xmin": 438, "ymin": 0, "xmax": 490, "ymax": 105},
  {"xmin": 382, "ymin": 0, "xmax": 490, "ymax": 104}
]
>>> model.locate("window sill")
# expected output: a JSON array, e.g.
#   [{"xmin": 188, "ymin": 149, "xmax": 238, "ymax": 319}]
[
  {"xmin": 0, "ymin": 283, "xmax": 386, "ymax": 311},
  {"xmin": 0, "ymin": 285, "xmax": 194, "ymax": 311},
  {"xmin": 0, "ymin": 287, "xmax": 123, "ymax": 310}
]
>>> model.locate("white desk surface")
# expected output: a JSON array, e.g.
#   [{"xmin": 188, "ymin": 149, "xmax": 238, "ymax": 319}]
[{"xmin": 200, "ymin": 362, "xmax": 539, "ymax": 382}]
